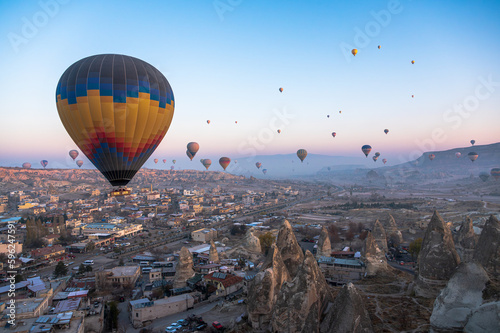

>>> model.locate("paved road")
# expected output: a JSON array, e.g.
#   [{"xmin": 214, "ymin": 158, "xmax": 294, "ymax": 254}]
[{"xmin": 388, "ymin": 261, "xmax": 415, "ymax": 275}]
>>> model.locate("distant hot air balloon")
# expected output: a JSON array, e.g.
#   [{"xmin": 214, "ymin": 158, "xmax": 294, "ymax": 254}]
[
  {"xmin": 327, "ymin": 115, "xmax": 330, "ymax": 118},
  {"xmin": 235, "ymin": 121, "xmax": 237, "ymax": 124},
  {"xmin": 202, "ymin": 159, "xmax": 212, "ymax": 170},
  {"xmin": 279, "ymin": 87, "xmax": 283, "ymax": 93},
  {"xmin": 22, "ymin": 162, "xmax": 31, "ymax": 169},
  {"xmin": 207, "ymin": 120, "xmax": 211, "ymax": 124},
  {"xmin": 327, "ymin": 167, "xmax": 331, "ymax": 171},
  {"xmin": 219, "ymin": 157, "xmax": 231, "ymax": 170},
  {"xmin": 170, "ymin": 165, "xmax": 174, "ymax": 170},
  {"xmin": 375, "ymin": 152, "xmax": 381, "ymax": 157},
  {"xmin": 429, "ymin": 154, "xmax": 435, "ymax": 161},
  {"xmin": 352, "ymin": 49, "xmax": 358, "ymax": 56},
  {"xmin": 455, "ymin": 152, "xmax": 462, "ymax": 158},
  {"xmin": 411, "ymin": 60, "xmax": 415, "ymax": 64},
  {"xmin": 373, "ymin": 156, "xmax": 378, "ymax": 162},
  {"xmin": 256, "ymin": 162, "xmax": 262, "ymax": 169},
  {"xmin": 378, "ymin": 45, "xmax": 381, "ymax": 49},
  {"xmin": 384, "ymin": 129, "xmax": 389, "ymax": 134},
  {"xmin": 76, "ymin": 160, "xmax": 83, "ymax": 168},
  {"xmin": 69, "ymin": 150, "xmax": 79, "ymax": 161},
  {"xmin": 332, "ymin": 132, "xmax": 336, "ymax": 138},
  {"xmin": 470, "ymin": 140, "xmax": 476, "ymax": 146},
  {"xmin": 186, "ymin": 150, "xmax": 193, "ymax": 160},
  {"xmin": 491, "ymin": 168, "xmax": 500, "ymax": 180},
  {"xmin": 234, "ymin": 160, "xmax": 237, "ymax": 164},
  {"xmin": 262, "ymin": 169, "xmax": 267, "ymax": 175},
  {"xmin": 361, "ymin": 145, "xmax": 372, "ymax": 157},
  {"xmin": 154, "ymin": 159, "xmax": 158, "ymax": 164},
  {"xmin": 297, "ymin": 149, "xmax": 307, "ymax": 162},
  {"xmin": 172, "ymin": 160, "xmax": 176, "ymax": 164},
  {"xmin": 277, "ymin": 129, "xmax": 281, "ymax": 134},
  {"xmin": 382, "ymin": 158, "xmax": 387, "ymax": 164},
  {"xmin": 56, "ymin": 54, "xmax": 175, "ymax": 187},
  {"xmin": 339, "ymin": 110, "xmax": 342, "ymax": 114},
  {"xmin": 40, "ymin": 160, "xmax": 48, "ymax": 169},
  {"xmin": 479, "ymin": 172, "xmax": 490, "ymax": 182},
  {"xmin": 187, "ymin": 142, "xmax": 199, "ymax": 160},
  {"xmin": 412, "ymin": 95, "xmax": 414, "ymax": 98},
  {"xmin": 468, "ymin": 152, "xmax": 478, "ymax": 162}
]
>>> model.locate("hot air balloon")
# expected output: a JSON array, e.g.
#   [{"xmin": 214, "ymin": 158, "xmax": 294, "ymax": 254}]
[
  {"xmin": 163, "ymin": 159, "xmax": 166, "ymax": 163},
  {"xmin": 339, "ymin": 110, "xmax": 342, "ymax": 114},
  {"xmin": 207, "ymin": 120, "xmax": 211, "ymax": 124},
  {"xmin": 172, "ymin": 160, "xmax": 176, "ymax": 164},
  {"xmin": 479, "ymin": 172, "xmax": 490, "ymax": 182},
  {"xmin": 297, "ymin": 149, "xmax": 307, "ymax": 162},
  {"xmin": 411, "ymin": 60, "xmax": 415, "ymax": 64},
  {"xmin": 234, "ymin": 160, "xmax": 237, "ymax": 164},
  {"xmin": 327, "ymin": 167, "xmax": 331, "ymax": 171},
  {"xmin": 56, "ymin": 54, "xmax": 175, "ymax": 187},
  {"xmin": 279, "ymin": 87, "xmax": 283, "ymax": 93},
  {"xmin": 40, "ymin": 160, "xmax": 48, "ymax": 169},
  {"xmin": 382, "ymin": 158, "xmax": 387, "ymax": 164},
  {"xmin": 468, "ymin": 152, "xmax": 478, "ymax": 162},
  {"xmin": 170, "ymin": 165, "xmax": 175, "ymax": 170},
  {"xmin": 277, "ymin": 129, "xmax": 281, "ymax": 134},
  {"xmin": 384, "ymin": 129, "xmax": 389, "ymax": 134},
  {"xmin": 202, "ymin": 159, "xmax": 211, "ymax": 170},
  {"xmin": 361, "ymin": 145, "xmax": 372, "ymax": 157},
  {"xmin": 187, "ymin": 142, "xmax": 199, "ymax": 160},
  {"xmin": 235, "ymin": 121, "xmax": 237, "ymax": 124},
  {"xmin": 219, "ymin": 157, "xmax": 230, "ymax": 170},
  {"xmin": 262, "ymin": 169, "xmax": 267, "ymax": 175},
  {"xmin": 22, "ymin": 162, "xmax": 31, "ymax": 169},
  {"xmin": 256, "ymin": 162, "xmax": 262, "ymax": 169},
  {"xmin": 332, "ymin": 132, "xmax": 336, "ymax": 138},
  {"xmin": 491, "ymin": 168, "xmax": 500, "ymax": 180},
  {"xmin": 186, "ymin": 150, "xmax": 193, "ymax": 160},
  {"xmin": 154, "ymin": 159, "xmax": 158, "ymax": 164},
  {"xmin": 375, "ymin": 152, "xmax": 381, "ymax": 157},
  {"xmin": 378, "ymin": 45, "xmax": 381, "ymax": 49},
  {"xmin": 429, "ymin": 154, "xmax": 435, "ymax": 161},
  {"xmin": 455, "ymin": 152, "xmax": 462, "ymax": 158},
  {"xmin": 470, "ymin": 140, "xmax": 475, "ymax": 146},
  {"xmin": 372, "ymin": 156, "xmax": 378, "ymax": 162},
  {"xmin": 69, "ymin": 150, "xmax": 79, "ymax": 161},
  {"xmin": 412, "ymin": 95, "xmax": 414, "ymax": 98},
  {"xmin": 76, "ymin": 160, "xmax": 83, "ymax": 168},
  {"xmin": 352, "ymin": 49, "xmax": 358, "ymax": 56},
  {"xmin": 327, "ymin": 115, "xmax": 330, "ymax": 118}
]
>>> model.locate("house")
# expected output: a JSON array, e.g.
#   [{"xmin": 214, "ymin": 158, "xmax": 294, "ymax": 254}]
[
  {"xmin": 191, "ymin": 228, "xmax": 217, "ymax": 243},
  {"xmin": 129, "ymin": 295, "xmax": 194, "ymax": 328},
  {"xmin": 31, "ymin": 245, "xmax": 66, "ymax": 261},
  {"xmin": 203, "ymin": 272, "xmax": 243, "ymax": 297},
  {"xmin": 317, "ymin": 257, "xmax": 366, "ymax": 285},
  {"xmin": 95, "ymin": 266, "xmax": 140, "ymax": 290}
]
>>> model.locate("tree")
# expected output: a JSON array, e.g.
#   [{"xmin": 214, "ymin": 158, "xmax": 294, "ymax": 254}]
[
  {"xmin": 328, "ymin": 224, "xmax": 340, "ymax": 243},
  {"xmin": 54, "ymin": 261, "xmax": 68, "ymax": 277},
  {"xmin": 258, "ymin": 232, "xmax": 275, "ymax": 255},
  {"xmin": 119, "ymin": 258, "xmax": 124, "ymax": 266},
  {"xmin": 78, "ymin": 264, "xmax": 86, "ymax": 275},
  {"xmin": 409, "ymin": 238, "xmax": 423, "ymax": 260},
  {"xmin": 86, "ymin": 265, "xmax": 93, "ymax": 273},
  {"xmin": 86, "ymin": 241, "xmax": 95, "ymax": 252},
  {"xmin": 108, "ymin": 301, "xmax": 120, "ymax": 329}
]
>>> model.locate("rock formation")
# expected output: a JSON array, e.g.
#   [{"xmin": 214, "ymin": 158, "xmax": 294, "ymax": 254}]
[
  {"xmin": 316, "ymin": 226, "xmax": 331, "ymax": 258},
  {"xmin": 473, "ymin": 215, "xmax": 500, "ymax": 274},
  {"xmin": 173, "ymin": 246, "xmax": 195, "ymax": 288},
  {"xmin": 272, "ymin": 251, "xmax": 333, "ymax": 333},
  {"xmin": 463, "ymin": 301, "xmax": 500, "ymax": 332},
  {"xmin": 385, "ymin": 214, "xmax": 403, "ymax": 245},
  {"xmin": 247, "ymin": 244, "xmax": 290, "ymax": 331},
  {"xmin": 415, "ymin": 211, "xmax": 460, "ymax": 297},
  {"xmin": 320, "ymin": 283, "xmax": 374, "ymax": 333},
  {"xmin": 243, "ymin": 227, "xmax": 261, "ymax": 253},
  {"xmin": 363, "ymin": 231, "xmax": 387, "ymax": 276},
  {"xmin": 372, "ymin": 219, "xmax": 388, "ymax": 254},
  {"xmin": 276, "ymin": 220, "xmax": 304, "ymax": 277},
  {"xmin": 209, "ymin": 240, "xmax": 219, "ymax": 263},
  {"xmin": 430, "ymin": 262, "xmax": 489, "ymax": 331},
  {"xmin": 454, "ymin": 216, "xmax": 477, "ymax": 262}
]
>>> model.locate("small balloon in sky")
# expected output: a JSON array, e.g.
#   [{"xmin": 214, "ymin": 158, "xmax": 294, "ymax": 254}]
[
  {"xmin": 411, "ymin": 60, "xmax": 415, "ymax": 64},
  {"xmin": 279, "ymin": 87, "xmax": 283, "ymax": 93},
  {"xmin": 378, "ymin": 45, "xmax": 381, "ymax": 49},
  {"xmin": 351, "ymin": 49, "xmax": 357, "ymax": 56}
]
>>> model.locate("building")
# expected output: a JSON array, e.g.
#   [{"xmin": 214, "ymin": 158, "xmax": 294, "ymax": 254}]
[
  {"xmin": 81, "ymin": 222, "xmax": 142, "ymax": 238},
  {"xmin": 95, "ymin": 266, "xmax": 140, "ymax": 290},
  {"xmin": 191, "ymin": 228, "xmax": 217, "ymax": 243},
  {"xmin": 203, "ymin": 272, "xmax": 244, "ymax": 297},
  {"xmin": 317, "ymin": 257, "xmax": 366, "ymax": 285},
  {"xmin": 129, "ymin": 295, "xmax": 194, "ymax": 328},
  {"xmin": 0, "ymin": 241, "xmax": 23, "ymax": 255},
  {"xmin": 30, "ymin": 245, "xmax": 65, "ymax": 261}
]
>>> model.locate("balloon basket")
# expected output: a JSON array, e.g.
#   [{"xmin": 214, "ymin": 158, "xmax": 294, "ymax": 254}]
[{"xmin": 110, "ymin": 188, "xmax": 131, "ymax": 197}]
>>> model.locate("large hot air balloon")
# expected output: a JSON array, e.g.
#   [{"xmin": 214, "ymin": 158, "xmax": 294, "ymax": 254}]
[
  {"xmin": 262, "ymin": 169, "xmax": 267, "ymax": 175},
  {"xmin": 384, "ymin": 129, "xmax": 389, "ymax": 134},
  {"xmin": 491, "ymin": 168, "xmax": 500, "ymax": 180},
  {"xmin": 382, "ymin": 158, "xmax": 387, "ymax": 164},
  {"xmin": 468, "ymin": 152, "xmax": 478, "ymax": 162},
  {"xmin": 361, "ymin": 145, "xmax": 372, "ymax": 157},
  {"xmin": 470, "ymin": 140, "xmax": 475, "ymax": 146},
  {"xmin": 455, "ymin": 152, "xmax": 461, "ymax": 158},
  {"xmin": 40, "ymin": 160, "xmax": 48, "ymax": 169},
  {"xmin": 372, "ymin": 156, "xmax": 378, "ymax": 162},
  {"xmin": 76, "ymin": 160, "xmax": 83, "ymax": 168},
  {"xmin": 332, "ymin": 132, "xmax": 336, "ymax": 138},
  {"xmin": 479, "ymin": 172, "xmax": 490, "ymax": 182},
  {"xmin": 22, "ymin": 162, "xmax": 31, "ymax": 169},
  {"xmin": 429, "ymin": 154, "xmax": 435, "ymax": 161},
  {"xmin": 186, "ymin": 150, "xmax": 193, "ymax": 160},
  {"xmin": 172, "ymin": 159, "xmax": 176, "ymax": 164},
  {"xmin": 187, "ymin": 142, "xmax": 199, "ymax": 160},
  {"xmin": 219, "ymin": 157, "xmax": 230, "ymax": 170},
  {"xmin": 154, "ymin": 159, "xmax": 159, "ymax": 164},
  {"xmin": 279, "ymin": 87, "xmax": 283, "ymax": 93},
  {"xmin": 256, "ymin": 162, "xmax": 262, "ymax": 169},
  {"xmin": 297, "ymin": 149, "xmax": 307, "ymax": 162},
  {"xmin": 202, "ymin": 159, "xmax": 212, "ymax": 170},
  {"xmin": 56, "ymin": 54, "xmax": 175, "ymax": 187},
  {"xmin": 352, "ymin": 49, "xmax": 358, "ymax": 56},
  {"xmin": 69, "ymin": 150, "xmax": 79, "ymax": 161}
]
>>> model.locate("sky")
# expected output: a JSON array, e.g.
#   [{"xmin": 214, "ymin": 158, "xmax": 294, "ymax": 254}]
[{"xmin": 0, "ymin": 0, "xmax": 499, "ymax": 173}]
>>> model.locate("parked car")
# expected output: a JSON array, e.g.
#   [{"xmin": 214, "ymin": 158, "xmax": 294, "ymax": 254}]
[
  {"xmin": 177, "ymin": 319, "xmax": 189, "ymax": 326},
  {"xmin": 212, "ymin": 321, "xmax": 223, "ymax": 329},
  {"xmin": 165, "ymin": 326, "xmax": 177, "ymax": 332},
  {"xmin": 169, "ymin": 323, "xmax": 182, "ymax": 329},
  {"xmin": 195, "ymin": 323, "xmax": 207, "ymax": 330}
]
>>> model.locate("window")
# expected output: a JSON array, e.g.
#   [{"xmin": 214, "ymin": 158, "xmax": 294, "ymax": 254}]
[{"xmin": 136, "ymin": 313, "xmax": 138, "ymax": 317}]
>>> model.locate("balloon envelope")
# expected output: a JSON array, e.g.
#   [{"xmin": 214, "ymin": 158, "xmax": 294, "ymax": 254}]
[
  {"xmin": 219, "ymin": 157, "xmax": 230, "ymax": 170},
  {"xmin": 361, "ymin": 145, "xmax": 372, "ymax": 157},
  {"xmin": 372, "ymin": 156, "xmax": 378, "ymax": 162},
  {"xmin": 186, "ymin": 150, "xmax": 194, "ymax": 160},
  {"xmin": 262, "ymin": 169, "xmax": 267, "ymax": 175},
  {"xmin": 163, "ymin": 159, "xmax": 166, "ymax": 163},
  {"xmin": 202, "ymin": 159, "xmax": 212, "ymax": 170},
  {"xmin": 56, "ymin": 54, "xmax": 174, "ymax": 187},
  {"xmin": 382, "ymin": 158, "xmax": 387, "ymax": 164},
  {"xmin": 332, "ymin": 132, "xmax": 336, "ymax": 137},
  {"xmin": 455, "ymin": 152, "xmax": 461, "ymax": 158},
  {"xmin": 22, "ymin": 162, "xmax": 31, "ymax": 169},
  {"xmin": 479, "ymin": 172, "xmax": 489, "ymax": 182},
  {"xmin": 279, "ymin": 87, "xmax": 283, "ymax": 93},
  {"xmin": 40, "ymin": 160, "xmax": 48, "ymax": 168},
  {"xmin": 352, "ymin": 49, "xmax": 358, "ymax": 56},
  {"xmin": 468, "ymin": 152, "xmax": 478, "ymax": 162},
  {"xmin": 297, "ymin": 149, "xmax": 307, "ymax": 162},
  {"xmin": 172, "ymin": 160, "xmax": 176, "ymax": 164},
  {"xmin": 154, "ymin": 159, "xmax": 158, "ymax": 164},
  {"xmin": 470, "ymin": 140, "xmax": 476, "ymax": 146},
  {"xmin": 491, "ymin": 168, "xmax": 500, "ymax": 180},
  {"xmin": 256, "ymin": 162, "xmax": 262, "ymax": 169},
  {"xmin": 69, "ymin": 150, "xmax": 79, "ymax": 161},
  {"xmin": 76, "ymin": 160, "xmax": 83, "ymax": 168},
  {"xmin": 187, "ymin": 142, "xmax": 199, "ymax": 160},
  {"xmin": 384, "ymin": 129, "xmax": 389, "ymax": 134},
  {"xmin": 429, "ymin": 154, "xmax": 435, "ymax": 161}
]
